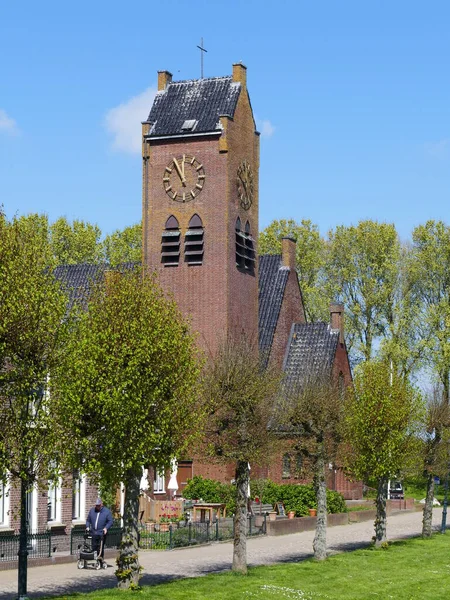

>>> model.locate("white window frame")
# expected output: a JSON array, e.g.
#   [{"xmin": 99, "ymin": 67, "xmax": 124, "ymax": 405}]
[
  {"xmin": 0, "ymin": 480, "xmax": 10, "ymax": 528},
  {"xmin": 153, "ymin": 470, "xmax": 165, "ymax": 494},
  {"xmin": 47, "ymin": 479, "xmax": 62, "ymax": 523},
  {"xmin": 72, "ymin": 471, "xmax": 86, "ymax": 523}
]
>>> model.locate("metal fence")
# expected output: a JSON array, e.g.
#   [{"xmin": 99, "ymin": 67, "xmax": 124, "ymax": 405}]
[
  {"xmin": 0, "ymin": 532, "xmax": 53, "ymax": 562},
  {"xmin": 0, "ymin": 517, "xmax": 266, "ymax": 561}
]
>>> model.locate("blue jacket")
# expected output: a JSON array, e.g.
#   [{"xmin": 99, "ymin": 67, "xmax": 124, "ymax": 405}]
[{"xmin": 86, "ymin": 506, "xmax": 113, "ymax": 536}]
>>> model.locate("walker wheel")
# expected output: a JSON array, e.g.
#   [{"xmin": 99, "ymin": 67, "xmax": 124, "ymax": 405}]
[
  {"xmin": 77, "ymin": 559, "xmax": 85, "ymax": 569},
  {"xmin": 95, "ymin": 560, "xmax": 102, "ymax": 570}
]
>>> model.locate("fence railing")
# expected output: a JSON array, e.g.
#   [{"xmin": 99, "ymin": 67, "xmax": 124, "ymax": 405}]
[{"xmin": 0, "ymin": 516, "xmax": 266, "ymax": 561}]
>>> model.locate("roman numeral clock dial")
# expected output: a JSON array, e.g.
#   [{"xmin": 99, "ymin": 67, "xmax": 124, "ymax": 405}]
[{"xmin": 163, "ymin": 155, "xmax": 205, "ymax": 202}]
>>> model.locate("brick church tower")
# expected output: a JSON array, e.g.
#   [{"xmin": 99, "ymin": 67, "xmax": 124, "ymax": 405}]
[{"xmin": 142, "ymin": 64, "xmax": 260, "ymax": 355}]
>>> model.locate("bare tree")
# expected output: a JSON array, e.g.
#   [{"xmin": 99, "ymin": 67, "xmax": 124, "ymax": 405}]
[{"xmin": 202, "ymin": 337, "xmax": 281, "ymax": 574}]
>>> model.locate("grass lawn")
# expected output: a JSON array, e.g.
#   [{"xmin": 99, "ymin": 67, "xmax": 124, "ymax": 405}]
[{"xmin": 48, "ymin": 533, "xmax": 450, "ymax": 600}]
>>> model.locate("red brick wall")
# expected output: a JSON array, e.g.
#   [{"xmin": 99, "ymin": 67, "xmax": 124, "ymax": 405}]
[
  {"xmin": 143, "ymin": 75, "xmax": 260, "ymax": 356},
  {"xmin": 269, "ymin": 270, "xmax": 306, "ymax": 369}
]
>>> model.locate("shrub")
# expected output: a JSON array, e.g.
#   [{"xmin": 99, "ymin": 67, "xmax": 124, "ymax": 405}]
[{"xmin": 183, "ymin": 476, "xmax": 236, "ymax": 514}]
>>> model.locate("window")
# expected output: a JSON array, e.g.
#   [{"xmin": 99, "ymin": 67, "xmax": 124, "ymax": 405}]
[
  {"xmin": 48, "ymin": 479, "xmax": 61, "ymax": 523},
  {"xmin": 72, "ymin": 470, "xmax": 86, "ymax": 521},
  {"xmin": 235, "ymin": 218, "xmax": 255, "ymax": 273},
  {"xmin": 184, "ymin": 214, "xmax": 204, "ymax": 265},
  {"xmin": 0, "ymin": 481, "xmax": 9, "ymax": 527},
  {"xmin": 161, "ymin": 216, "xmax": 180, "ymax": 266},
  {"xmin": 153, "ymin": 469, "xmax": 165, "ymax": 494},
  {"xmin": 295, "ymin": 453, "xmax": 303, "ymax": 478},
  {"xmin": 282, "ymin": 454, "xmax": 291, "ymax": 479}
]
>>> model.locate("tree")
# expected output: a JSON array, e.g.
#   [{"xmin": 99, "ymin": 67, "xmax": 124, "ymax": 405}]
[
  {"xmin": 52, "ymin": 268, "xmax": 203, "ymax": 589},
  {"xmin": 342, "ymin": 360, "xmax": 423, "ymax": 547},
  {"xmin": 0, "ymin": 212, "xmax": 71, "ymax": 599},
  {"xmin": 282, "ymin": 376, "xmax": 342, "ymax": 560},
  {"xmin": 259, "ymin": 219, "xmax": 327, "ymax": 321},
  {"xmin": 326, "ymin": 220, "xmax": 400, "ymax": 364},
  {"xmin": 201, "ymin": 338, "xmax": 281, "ymax": 574},
  {"xmin": 50, "ymin": 216, "xmax": 103, "ymax": 264},
  {"xmin": 421, "ymin": 388, "xmax": 450, "ymax": 537},
  {"xmin": 409, "ymin": 221, "xmax": 450, "ymax": 401},
  {"xmin": 102, "ymin": 222, "xmax": 142, "ymax": 266}
]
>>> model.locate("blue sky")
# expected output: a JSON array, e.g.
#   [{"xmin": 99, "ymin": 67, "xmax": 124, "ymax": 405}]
[{"xmin": 1, "ymin": 0, "xmax": 449, "ymax": 241}]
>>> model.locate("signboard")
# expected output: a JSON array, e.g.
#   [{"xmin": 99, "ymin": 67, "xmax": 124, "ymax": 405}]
[
  {"xmin": 434, "ymin": 476, "xmax": 441, "ymax": 485},
  {"xmin": 276, "ymin": 502, "xmax": 286, "ymax": 517}
]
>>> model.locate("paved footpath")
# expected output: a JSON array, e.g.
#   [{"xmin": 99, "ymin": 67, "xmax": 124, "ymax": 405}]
[{"xmin": 0, "ymin": 509, "xmax": 441, "ymax": 599}]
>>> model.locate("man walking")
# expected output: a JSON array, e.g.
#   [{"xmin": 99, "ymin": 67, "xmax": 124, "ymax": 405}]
[{"xmin": 86, "ymin": 497, "xmax": 113, "ymax": 568}]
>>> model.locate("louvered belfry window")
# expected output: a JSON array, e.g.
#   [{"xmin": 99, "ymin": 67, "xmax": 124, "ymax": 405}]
[
  {"xmin": 184, "ymin": 214, "xmax": 204, "ymax": 265},
  {"xmin": 161, "ymin": 215, "xmax": 180, "ymax": 266},
  {"xmin": 236, "ymin": 219, "xmax": 255, "ymax": 273},
  {"xmin": 235, "ymin": 217, "xmax": 245, "ymax": 269},
  {"xmin": 244, "ymin": 221, "xmax": 256, "ymax": 272}
]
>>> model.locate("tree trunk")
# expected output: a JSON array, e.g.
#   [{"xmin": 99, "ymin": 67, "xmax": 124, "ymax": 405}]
[
  {"xmin": 313, "ymin": 448, "xmax": 327, "ymax": 560},
  {"xmin": 232, "ymin": 460, "xmax": 249, "ymax": 574},
  {"xmin": 116, "ymin": 466, "xmax": 142, "ymax": 589},
  {"xmin": 422, "ymin": 472, "xmax": 435, "ymax": 538},
  {"xmin": 17, "ymin": 476, "xmax": 29, "ymax": 600},
  {"xmin": 374, "ymin": 476, "xmax": 388, "ymax": 547}
]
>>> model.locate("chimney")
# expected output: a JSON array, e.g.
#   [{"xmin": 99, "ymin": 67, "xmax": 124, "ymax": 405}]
[
  {"xmin": 330, "ymin": 303, "xmax": 345, "ymax": 344},
  {"xmin": 157, "ymin": 70, "xmax": 173, "ymax": 91},
  {"xmin": 232, "ymin": 63, "xmax": 247, "ymax": 88},
  {"xmin": 281, "ymin": 236, "xmax": 297, "ymax": 270}
]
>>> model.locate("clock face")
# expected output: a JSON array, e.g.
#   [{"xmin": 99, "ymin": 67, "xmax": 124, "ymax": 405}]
[
  {"xmin": 163, "ymin": 154, "xmax": 205, "ymax": 202},
  {"xmin": 237, "ymin": 160, "xmax": 254, "ymax": 210}
]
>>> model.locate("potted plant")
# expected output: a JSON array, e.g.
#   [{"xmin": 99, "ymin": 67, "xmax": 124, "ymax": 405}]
[
  {"xmin": 308, "ymin": 508, "xmax": 317, "ymax": 517},
  {"xmin": 288, "ymin": 510, "xmax": 296, "ymax": 519}
]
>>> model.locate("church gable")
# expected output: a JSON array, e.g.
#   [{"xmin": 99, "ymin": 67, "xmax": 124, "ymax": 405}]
[{"xmin": 146, "ymin": 75, "xmax": 241, "ymax": 139}]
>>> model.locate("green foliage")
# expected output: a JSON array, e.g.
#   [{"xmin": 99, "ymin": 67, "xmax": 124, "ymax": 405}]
[
  {"xmin": 53, "ymin": 268, "xmax": 204, "ymax": 485},
  {"xmin": 326, "ymin": 220, "xmax": 401, "ymax": 363},
  {"xmin": 183, "ymin": 476, "xmax": 236, "ymax": 515},
  {"xmin": 342, "ymin": 360, "xmax": 424, "ymax": 482},
  {"xmin": 50, "ymin": 217, "xmax": 103, "ymax": 264},
  {"xmin": 0, "ymin": 212, "xmax": 71, "ymax": 484},
  {"xmin": 410, "ymin": 221, "xmax": 450, "ymax": 398},
  {"xmin": 102, "ymin": 222, "xmax": 142, "ymax": 266},
  {"xmin": 259, "ymin": 218, "xmax": 328, "ymax": 320},
  {"xmin": 249, "ymin": 480, "xmax": 346, "ymax": 516}
]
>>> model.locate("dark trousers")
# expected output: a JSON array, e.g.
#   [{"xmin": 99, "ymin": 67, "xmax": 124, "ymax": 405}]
[{"xmin": 92, "ymin": 534, "xmax": 105, "ymax": 559}]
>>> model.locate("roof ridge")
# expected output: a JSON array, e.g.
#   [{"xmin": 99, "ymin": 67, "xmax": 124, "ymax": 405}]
[{"xmin": 168, "ymin": 75, "xmax": 233, "ymax": 86}]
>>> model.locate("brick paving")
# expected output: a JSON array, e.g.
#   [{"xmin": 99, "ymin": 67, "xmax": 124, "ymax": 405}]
[{"xmin": 0, "ymin": 509, "xmax": 441, "ymax": 599}]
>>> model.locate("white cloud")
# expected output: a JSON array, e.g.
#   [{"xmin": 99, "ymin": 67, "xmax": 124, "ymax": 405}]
[
  {"xmin": 0, "ymin": 109, "xmax": 18, "ymax": 135},
  {"xmin": 104, "ymin": 87, "xmax": 157, "ymax": 154},
  {"xmin": 424, "ymin": 138, "xmax": 449, "ymax": 159},
  {"xmin": 257, "ymin": 118, "xmax": 275, "ymax": 139}
]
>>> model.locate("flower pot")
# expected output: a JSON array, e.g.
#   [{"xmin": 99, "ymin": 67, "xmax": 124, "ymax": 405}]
[
  {"xmin": 288, "ymin": 511, "xmax": 295, "ymax": 519},
  {"xmin": 308, "ymin": 508, "xmax": 317, "ymax": 517},
  {"xmin": 269, "ymin": 511, "xmax": 277, "ymax": 522},
  {"xmin": 255, "ymin": 515, "xmax": 264, "ymax": 527}
]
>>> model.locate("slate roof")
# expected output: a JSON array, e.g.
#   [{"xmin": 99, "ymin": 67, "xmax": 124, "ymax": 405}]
[
  {"xmin": 53, "ymin": 263, "xmax": 138, "ymax": 310},
  {"xmin": 283, "ymin": 322, "xmax": 339, "ymax": 393},
  {"xmin": 258, "ymin": 254, "xmax": 290, "ymax": 365},
  {"xmin": 146, "ymin": 76, "xmax": 241, "ymax": 138}
]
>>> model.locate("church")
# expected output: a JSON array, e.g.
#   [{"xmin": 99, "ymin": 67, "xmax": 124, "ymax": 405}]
[{"xmin": 3, "ymin": 63, "xmax": 358, "ymax": 539}]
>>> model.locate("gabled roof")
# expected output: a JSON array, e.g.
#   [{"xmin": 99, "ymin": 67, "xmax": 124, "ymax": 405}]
[
  {"xmin": 283, "ymin": 322, "xmax": 339, "ymax": 393},
  {"xmin": 258, "ymin": 254, "xmax": 289, "ymax": 364},
  {"xmin": 146, "ymin": 76, "xmax": 241, "ymax": 138},
  {"xmin": 53, "ymin": 263, "xmax": 138, "ymax": 310},
  {"xmin": 54, "ymin": 264, "xmax": 106, "ymax": 310}
]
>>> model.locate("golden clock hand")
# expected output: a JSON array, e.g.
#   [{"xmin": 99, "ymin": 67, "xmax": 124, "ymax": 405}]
[{"xmin": 173, "ymin": 158, "xmax": 186, "ymax": 186}]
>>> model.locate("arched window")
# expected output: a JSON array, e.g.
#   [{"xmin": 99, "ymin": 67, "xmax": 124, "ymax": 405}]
[
  {"xmin": 161, "ymin": 215, "xmax": 180, "ymax": 266},
  {"xmin": 185, "ymin": 214, "xmax": 204, "ymax": 265},
  {"xmin": 282, "ymin": 453, "xmax": 291, "ymax": 479},
  {"xmin": 235, "ymin": 217, "xmax": 245, "ymax": 269},
  {"xmin": 244, "ymin": 221, "xmax": 256, "ymax": 273}
]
